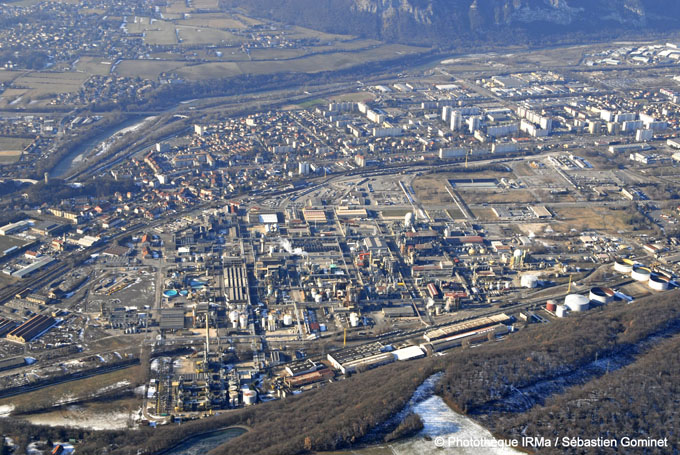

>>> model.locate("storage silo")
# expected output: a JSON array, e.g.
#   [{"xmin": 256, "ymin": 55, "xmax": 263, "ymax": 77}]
[
  {"xmin": 229, "ymin": 310, "xmax": 239, "ymax": 328},
  {"xmin": 565, "ymin": 294, "xmax": 590, "ymax": 312},
  {"xmin": 545, "ymin": 300, "xmax": 557, "ymax": 312},
  {"xmin": 555, "ymin": 305, "xmax": 568, "ymax": 318},
  {"xmin": 242, "ymin": 388, "xmax": 257, "ymax": 406}
]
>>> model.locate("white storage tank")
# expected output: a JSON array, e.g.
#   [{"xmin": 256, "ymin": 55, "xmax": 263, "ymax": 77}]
[
  {"xmin": 589, "ymin": 287, "xmax": 612, "ymax": 304},
  {"xmin": 648, "ymin": 274, "xmax": 669, "ymax": 291},
  {"xmin": 631, "ymin": 265, "xmax": 651, "ymax": 282},
  {"xmin": 239, "ymin": 313, "xmax": 248, "ymax": 330},
  {"xmin": 555, "ymin": 305, "xmax": 568, "ymax": 318},
  {"xmin": 614, "ymin": 259, "xmax": 633, "ymax": 274},
  {"xmin": 565, "ymin": 294, "xmax": 590, "ymax": 312},
  {"xmin": 242, "ymin": 388, "xmax": 257, "ymax": 406},
  {"xmin": 349, "ymin": 312, "xmax": 360, "ymax": 327},
  {"xmin": 283, "ymin": 314, "xmax": 294, "ymax": 326},
  {"xmin": 520, "ymin": 274, "xmax": 539, "ymax": 289},
  {"xmin": 229, "ymin": 310, "xmax": 239, "ymax": 328}
]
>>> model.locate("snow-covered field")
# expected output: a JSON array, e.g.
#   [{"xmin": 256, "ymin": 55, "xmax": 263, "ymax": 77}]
[
  {"xmin": 23, "ymin": 404, "xmax": 141, "ymax": 430},
  {"xmin": 345, "ymin": 374, "xmax": 523, "ymax": 455},
  {"xmin": 387, "ymin": 396, "xmax": 523, "ymax": 455}
]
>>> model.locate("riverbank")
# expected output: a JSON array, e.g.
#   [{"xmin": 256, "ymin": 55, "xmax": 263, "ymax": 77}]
[{"xmin": 49, "ymin": 115, "xmax": 145, "ymax": 178}]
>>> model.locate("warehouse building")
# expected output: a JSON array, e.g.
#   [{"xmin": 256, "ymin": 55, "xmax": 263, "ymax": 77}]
[
  {"xmin": 327, "ymin": 342, "xmax": 395, "ymax": 374},
  {"xmin": 423, "ymin": 313, "xmax": 511, "ymax": 342},
  {"xmin": 160, "ymin": 308, "xmax": 186, "ymax": 331},
  {"xmin": 0, "ymin": 356, "xmax": 27, "ymax": 372},
  {"xmin": 11, "ymin": 257, "xmax": 56, "ymax": 279},
  {"xmin": 0, "ymin": 317, "xmax": 18, "ymax": 337},
  {"xmin": 224, "ymin": 264, "xmax": 249, "ymax": 303},
  {"xmin": 7, "ymin": 314, "xmax": 57, "ymax": 343}
]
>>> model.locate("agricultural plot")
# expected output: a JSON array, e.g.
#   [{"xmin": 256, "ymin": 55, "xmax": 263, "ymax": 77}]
[
  {"xmin": 176, "ymin": 25, "xmax": 239, "ymax": 45},
  {"xmin": 177, "ymin": 13, "xmax": 249, "ymax": 30},
  {"xmin": 75, "ymin": 57, "xmax": 113, "ymax": 76},
  {"xmin": 115, "ymin": 60, "xmax": 187, "ymax": 79}
]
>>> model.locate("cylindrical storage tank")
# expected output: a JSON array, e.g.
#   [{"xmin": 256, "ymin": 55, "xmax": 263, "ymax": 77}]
[
  {"xmin": 229, "ymin": 310, "xmax": 239, "ymax": 328},
  {"xmin": 349, "ymin": 312, "xmax": 360, "ymax": 327},
  {"xmin": 589, "ymin": 287, "xmax": 612, "ymax": 304},
  {"xmin": 649, "ymin": 274, "xmax": 669, "ymax": 291},
  {"xmin": 546, "ymin": 300, "xmax": 557, "ymax": 312},
  {"xmin": 614, "ymin": 259, "xmax": 633, "ymax": 274},
  {"xmin": 555, "ymin": 305, "xmax": 568, "ymax": 318},
  {"xmin": 565, "ymin": 294, "xmax": 590, "ymax": 312},
  {"xmin": 631, "ymin": 265, "xmax": 651, "ymax": 282},
  {"xmin": 239, "ymin": 313, "xmax": 248, "ymax": 330},
  {"xmin": 314, "ymin": 294, "xmax": 322, "ymax": 304},
  {"xmin": 242, "ymin": 389, "xmax": 257, "ymax": 406},
  {"xmin": 521, "ymin": 275, "xmax": 539, "ymax": 289},
  {"xmin": 283, "ymin": 314, "xmax": 293, "ymax": 326}
]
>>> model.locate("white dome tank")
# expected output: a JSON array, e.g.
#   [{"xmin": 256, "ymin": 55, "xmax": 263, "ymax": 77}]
[
  {"xmin": 520, "ymin": 275, "xmax": 539, "ymax": 289},
  {"xmin": 565, "ymin": 294, "xmax": 590, "ymax": 312}
]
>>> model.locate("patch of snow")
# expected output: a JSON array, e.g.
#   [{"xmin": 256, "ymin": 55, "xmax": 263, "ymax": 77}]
[
  {"xmin": 0, "ymin": 404, "xmax": 15, "ymax": 417},
  {"xmin": 24, "ymin": 406, "xmax": 141, "ymax": 431},
  {"xmin": 96, "ymin": 380, "xmax": 130, "ymax": 395}
]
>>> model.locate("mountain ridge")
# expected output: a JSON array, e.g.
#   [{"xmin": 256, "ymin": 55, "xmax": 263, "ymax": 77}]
[{"xmin": 220, "ymin": 0, "xmax": 680, "ymax": 46}]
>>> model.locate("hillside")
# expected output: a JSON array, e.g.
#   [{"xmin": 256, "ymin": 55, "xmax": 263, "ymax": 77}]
[{"xmin": 220, "ymin": 0, "xmax": 680, "ymax": 46}]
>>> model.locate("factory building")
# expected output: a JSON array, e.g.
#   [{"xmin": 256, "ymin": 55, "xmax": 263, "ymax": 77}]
[
  {"xmin": 423, "ymin": 313, "xmax": 510, "ymax": 342},
  {"xmin": 7, "ymin": 314, "xmax": 57, "ymax": 343},
  {"xmin": 11, "ymin": 257, "xmax": 56, "ymax": 279},
  {"xmin": 224, "ymin": 264, "xmax": 249, "ymax": 303},
  {"xmin": 327, "ymin": 342, "xmax": 395, "ymax": 374}
]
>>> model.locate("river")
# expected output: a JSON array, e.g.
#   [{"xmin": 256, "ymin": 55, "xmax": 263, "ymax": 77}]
[
  {"xmin": 341, "ymin": 373, "xmax": 523, "ymax": 455},
  {"xmin": 49, "ymin": 116, "xmax": 153, "ymax": 179}
]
